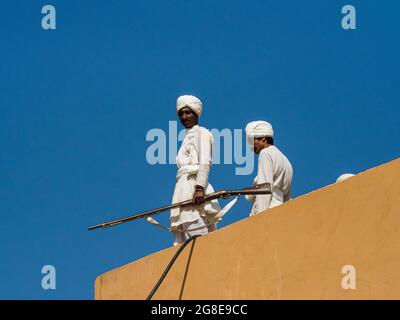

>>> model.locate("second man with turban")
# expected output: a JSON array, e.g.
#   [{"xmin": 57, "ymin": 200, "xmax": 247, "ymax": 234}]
[{"xmin": 245, "ymin": 120, "xmax": 293, "ymax": 215}]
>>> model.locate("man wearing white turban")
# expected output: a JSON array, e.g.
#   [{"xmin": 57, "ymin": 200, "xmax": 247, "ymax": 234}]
[
  {"xmin": 170, "ymin": 95, "xmax": 220, "ymax": 245},
  {"xmin": 245, "ymin": 121, "xmax": 293, "ymax": 215}
]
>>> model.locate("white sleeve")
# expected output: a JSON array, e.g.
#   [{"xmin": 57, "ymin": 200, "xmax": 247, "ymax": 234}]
[
  {"xmin": 254, "ymin": 151, "xmax": 273, "ymax": 213},
  {"xmin": 195, "ymin": 128, "xmax": 213, "ymax": 189}
]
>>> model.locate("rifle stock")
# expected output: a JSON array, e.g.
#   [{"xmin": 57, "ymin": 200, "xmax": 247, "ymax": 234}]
[{"xmin": 88, "ymin": 183, "xmax": 271, "ymax": 231}]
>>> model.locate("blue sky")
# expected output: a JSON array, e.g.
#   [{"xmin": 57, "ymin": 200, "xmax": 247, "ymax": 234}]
[{"xmin": 0, "ymin": 0, "xmax": 399, "ymax": 299}]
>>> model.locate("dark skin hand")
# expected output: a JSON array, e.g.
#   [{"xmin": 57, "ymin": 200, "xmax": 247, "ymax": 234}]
[
  {"xmin": 178, "ymin": 107, "xmax": 205, "ymax": 204},
  {"xmin": 193, "ymin": 186, "xmax": 205, "ymax": 204}
]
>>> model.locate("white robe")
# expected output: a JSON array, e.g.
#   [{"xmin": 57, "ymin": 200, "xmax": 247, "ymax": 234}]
[
  {"xmin": 250, "ymin": 145, "xmax": 293, "ymax": 215},
  {"xmin": 170, "ymin": 125, "xmax": 220, "ymax": 235}
]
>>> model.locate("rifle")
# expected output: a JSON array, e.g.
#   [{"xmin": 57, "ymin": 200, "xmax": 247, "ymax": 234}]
[{"xmin": 88, "ymin": 182, "xmax": 271, "ymax": 231}]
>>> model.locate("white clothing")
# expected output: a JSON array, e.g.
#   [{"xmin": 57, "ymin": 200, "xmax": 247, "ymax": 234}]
[
  {"xmin": 336, "ymin": 173, "xmax": 355, "ymax": 183},
  {"xmin": 170, "ymin": 125, "xmax": 220, "ymax": 233},
  {"xmin": 173, "ymin": 215, "xmax": 216, "ymax": 246},
  {"xmin": 250, "ymin": 145, "xmax": 293, "ymax": 215}
]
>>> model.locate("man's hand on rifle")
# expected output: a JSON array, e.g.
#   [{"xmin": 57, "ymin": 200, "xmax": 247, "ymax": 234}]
[{"xmin": 193, "ymin": 185, "xmax": 205, "ymax": 204}]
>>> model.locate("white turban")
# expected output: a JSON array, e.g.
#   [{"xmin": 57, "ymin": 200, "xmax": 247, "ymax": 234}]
[
  {"xmin": 176, "ymin": 95, "xmax": 203, "ymax": 117},
  {"xmin": 245, "ymin": 121, "xmax": 274, "ymax": 140},
  {"xmin": 336, "ymin": 173, "xmax": 355, "ymax": 183}
]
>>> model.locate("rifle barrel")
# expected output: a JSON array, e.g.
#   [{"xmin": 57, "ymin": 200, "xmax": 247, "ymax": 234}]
[{"xmin": 88, "ymin": 183, "xmax": 271, "ymax": 231}]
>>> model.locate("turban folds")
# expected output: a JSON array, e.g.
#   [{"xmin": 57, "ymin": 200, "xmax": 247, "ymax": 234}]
[
  {"xmin": 176, "ymin": 95, "xmax": 203, "ymax": 117},
  {"xmin": 245, "ymin": 121, "xmax": 274, "ymax": 140}
]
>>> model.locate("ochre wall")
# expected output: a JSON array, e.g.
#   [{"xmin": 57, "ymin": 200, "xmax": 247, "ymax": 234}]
[{"xmin": 95, "ymin": 158, "xmax": 400, "ymax": 299}]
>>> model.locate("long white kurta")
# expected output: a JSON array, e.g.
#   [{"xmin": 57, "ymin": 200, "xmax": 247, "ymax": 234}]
[
  {"xmin": 250, "ymin": 145, "xmax": 293, "ymax": 215},
  {"xmin": 170, "ymin": 125, "xmax": 220, "ymax": 241}
]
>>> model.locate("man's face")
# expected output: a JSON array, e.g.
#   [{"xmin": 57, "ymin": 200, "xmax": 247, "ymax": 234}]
[
  {"xmin": 252, "ymin": 137, "xmax": 267, "ymax": 154},
  {"xmin": 178, "ymin": 107, "xmax": 198, "ymax": 128}
]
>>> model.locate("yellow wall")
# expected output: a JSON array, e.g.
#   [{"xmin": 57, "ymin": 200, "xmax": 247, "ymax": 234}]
[{"xmin": 95, "ymin": 158, "xmax": 400, "ymax": 299}]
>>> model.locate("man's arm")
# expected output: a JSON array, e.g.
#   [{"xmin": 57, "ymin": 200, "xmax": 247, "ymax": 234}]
[
  {"xmin": 193, "ymin": 128, "xmax": 212, "ymax": 204},
  {"xmin": 253, "ymin": 150, "xmax": 273, "ymax": 213}
]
